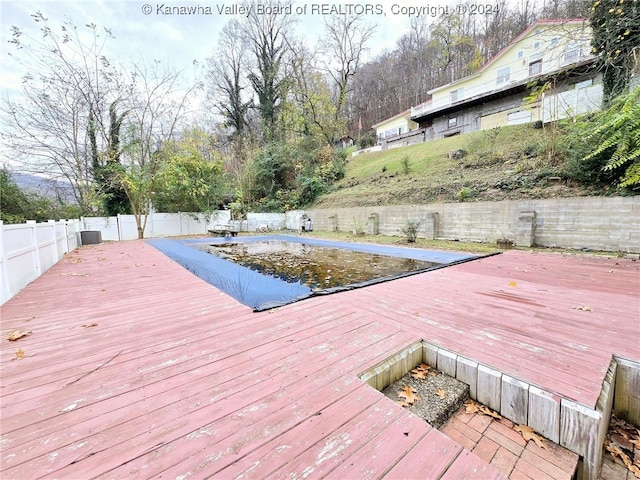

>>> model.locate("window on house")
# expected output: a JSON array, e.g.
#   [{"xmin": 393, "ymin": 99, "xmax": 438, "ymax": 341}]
[
  {"xmin": 550, "ymin": 37, "xmax": 558, "ymax": 46},
  {"xmin": 563, "ymin": 44, "xmax": 581, "ymax": 65},
  {"xmin": 534, "ymin": 41, "xmax": 541, "ymax": 49},
  {"xmin": 450, "ymin": 89, "xmax": 462, "ymax": 102},
  {"xmin": 383, "ymin": 128, "xmax": 397, "ymax": 138},
  {"xmin": 517, "ymin": 50, "xmax": 524, "ymax": 58},
  {"xmin": 497, "ymin": 66, "xmax": 510, "ymax": 84},
  {"xmin": 529, "ymin": 59, "xmax": 542, "ymax": 76},
  {"xmin": 448, "ymin": 117, "xmax": 458, "ymax": 128}
]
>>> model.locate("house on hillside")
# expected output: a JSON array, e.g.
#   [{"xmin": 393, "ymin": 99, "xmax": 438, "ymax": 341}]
[
  {"xmin": 372, "ymin": 109, "xmax": 426, "ymax": 149},
  {"xmin": 410, "ymin": 19, "xmax": 602, "ymax": 140}
]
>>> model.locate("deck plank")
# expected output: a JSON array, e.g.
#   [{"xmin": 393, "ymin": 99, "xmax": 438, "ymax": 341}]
[
  {"xmin": 441, "ymin": 449, "xmax": 506, "ymax": 479},
  {"xmin": 383, "ymin": 428, "xmax": 464, "ymax": 478},
  {"xmin": 2, "ymin": 312, "xmax": 374, "ymax": 451},
  {"xmin": 1, "ymin": 305, "xmax": 361, "ymax": 425},
  {"xmin": 1, "ymin": 241, "xmax": 638, "ymax": 479},
  {"xmin": 5, "ymin": 322, "xmax": 409, "ymax": 477},
  {"xmin": 91, "ymin": 332, "xmax": 418, "ymax": 480}
]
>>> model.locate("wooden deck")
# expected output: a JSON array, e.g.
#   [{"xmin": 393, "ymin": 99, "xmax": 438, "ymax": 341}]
[{"xmin": 1, "ymin": 240, "xmax": 638, "ymax": 479}]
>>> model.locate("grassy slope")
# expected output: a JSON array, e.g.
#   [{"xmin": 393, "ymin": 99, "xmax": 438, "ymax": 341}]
[{"xmin": 313, "ymin": 124, "xmax": 604, "ymax": 208}]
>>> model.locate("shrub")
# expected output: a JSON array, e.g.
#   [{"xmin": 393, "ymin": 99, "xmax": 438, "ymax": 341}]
[
  {"xmin": 297, "ymin": 175, "xmax": 325, "ymax": 206},
  {"xmin": 400, "ymin": 219, "xmax": 422, "ymax": 243},
  {"xmin": 581, "ymin": 86, "xmax": 640, "ymax": 190},
  {"xmin": 358, "ymin": 131, "xmax": 376, "ymax": 149},
  {"xmin": 401, "ymin": 155, "xmax": 412, "ymax": 175},
  {"xmin": 456, "ymin": 187, "xmax": 474, "ymax": 201}
]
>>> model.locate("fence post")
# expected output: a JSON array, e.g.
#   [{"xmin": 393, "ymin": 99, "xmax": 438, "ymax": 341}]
[
  {"xmin": 27, "ymin": 220, "xmax": 42, "ymax": 276},
  {"xmin": 117, "ymin": 214, "xmax": 123, "ymax": 241},
  {"xmin": 65, "ymin": 220, "xmax": 75, "ymax": 252},
  {"xmin": 49, "ymin": 219, "xmax": 59, "ymax": 263},
  {"xmin": 0, "ymin": 221, "xmax": 11, "ymax": 303}
]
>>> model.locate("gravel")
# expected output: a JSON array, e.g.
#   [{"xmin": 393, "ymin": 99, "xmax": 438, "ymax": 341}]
[{"xmin": 381, "ymin": 366, "xmax": 469, "ymax": 428}]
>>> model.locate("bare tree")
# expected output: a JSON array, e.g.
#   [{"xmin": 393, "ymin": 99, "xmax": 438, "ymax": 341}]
[
  {"xmin": 285, "ymin": 40, "xmax": 342, "ymax": 145},
  {"xmin": 320, "ymin": 13, "xmax": 376, "ymax": 143},
  {"xmin": 206, "ymin": 20, "xmax": 252, "ymax": 139},
  {"xmin": 2, "ymin": 12, "xmax": 127, "ymax": 213},
  {"xmin": 117, "ymin": 63, "xmax": 200, "ymax": 238}
]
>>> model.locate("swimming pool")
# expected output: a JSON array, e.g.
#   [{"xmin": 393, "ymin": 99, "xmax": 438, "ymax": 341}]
[{"xmin": 148, "ymin": 235, "xmax": 479, "ymax": 311}]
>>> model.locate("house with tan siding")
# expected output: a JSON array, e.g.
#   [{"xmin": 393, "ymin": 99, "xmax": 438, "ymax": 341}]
[
  {"xmin": 410, "ymin": 19, "xmax": 602, "ymax": 141},
  {"xmin": 372, "ymin": 109, "xmax": 417, "ymax": 138}
]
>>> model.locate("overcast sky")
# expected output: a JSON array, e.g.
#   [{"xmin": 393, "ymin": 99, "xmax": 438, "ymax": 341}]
[{"xmin": 0, "ymin": 0, "xmax": 433, "ymax": 94}]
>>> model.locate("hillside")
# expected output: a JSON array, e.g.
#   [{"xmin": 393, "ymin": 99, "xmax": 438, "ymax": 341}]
[
  {"xmin": 313, "ymin": 124, "xmax": 608, "ymax": 209},
  {"xmin": 12, "ymin": 172, "xmax": 76, "ymax": 202}
]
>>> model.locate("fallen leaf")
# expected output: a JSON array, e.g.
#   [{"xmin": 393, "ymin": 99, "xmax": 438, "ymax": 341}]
[
  {"xmin": 98, "ymin": 257, "xmax": 106, "ymax": 261},
  {"xmin": 6, "ymin": 330, "xmax": 32, "ymax": 341},
  {"xmin": 508, "ymin": 281, "xmax": 517, "ymax": 287},
  {"xmin": 396, "ymin": 400, "xmax": 411, "ymax": 408},
  {"xmin": 515, "ymin": 425, "xmax": 547, "ymax": 449},
  {"xmin": 14, "ymin": 348, "xmax": 25, "ymax": 360},
  {"xmin": 411, "ymin": 364, "xmax": 434, "ymax": 379},
  {"xmin": 465, "ymin": 399, "xmax": 481, "ymax": 414},
  {"xmin": 82, "ymin": 323, "xmax": 98, "ymax": 328},
  {"xmin": 435, "ymin": 388, "xmax": 447, "ymax": 398},
  {"xmin": 605, "ymin": 417, "xmax": 640, "ymax": 477},
  {"xmin": 397, "ymin": 385, "xmax": 420, "ymax": 405},
  {"xmin": 572, "ymin": 305, "xmax": 593, "ymax": 312},
  {"xmin": 479, "ymin": 404, "xmax": 502, "ymax": 419}
]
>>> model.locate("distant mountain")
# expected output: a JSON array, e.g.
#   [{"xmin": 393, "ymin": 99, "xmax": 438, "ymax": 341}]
[{"xmin": 11, "ymin": 172, "xmax": 76, "ymax": 203}]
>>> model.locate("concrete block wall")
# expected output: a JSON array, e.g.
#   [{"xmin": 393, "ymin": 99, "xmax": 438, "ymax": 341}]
[{"xmin": 302, "ymin": 196, "xmax": 640, "ymax": 252}]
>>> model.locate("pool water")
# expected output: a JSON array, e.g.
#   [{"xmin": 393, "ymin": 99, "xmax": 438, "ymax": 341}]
[
  {"xmin": 194, "ymin": 240, "xmax": 440, "ymax": 291},
  {"xmin": 149, "ymin": 235, "xmax": 479, "ymax": 311}
]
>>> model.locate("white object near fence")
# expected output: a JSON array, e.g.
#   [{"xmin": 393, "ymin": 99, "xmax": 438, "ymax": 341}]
[{"xmin": 0, "ymin": 219, "xmax": 81, "ymax": 305}]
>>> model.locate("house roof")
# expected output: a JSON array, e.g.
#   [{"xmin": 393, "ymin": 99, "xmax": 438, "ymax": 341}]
[{"xmin": 428, "ymin": 18, "xmax": 590, "ymax": 95}]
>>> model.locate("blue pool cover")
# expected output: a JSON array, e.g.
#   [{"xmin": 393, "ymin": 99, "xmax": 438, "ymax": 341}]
[{"xmin": 148, "ymin": 235, "xmax": 480, "ymax": 311}]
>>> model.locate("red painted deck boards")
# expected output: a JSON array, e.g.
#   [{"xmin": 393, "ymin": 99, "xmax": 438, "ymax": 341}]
[{"xmin": 1, "ymin": 240, "xmax": 638, "ymax": 479}]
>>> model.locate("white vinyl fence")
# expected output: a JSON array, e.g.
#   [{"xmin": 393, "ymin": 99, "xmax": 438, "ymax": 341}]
[
  {"xmin": 1, "ymin": 219, "xmax": 81, "ymax": 305},
  {"xmin": 1, "ymin": 211, "xmax": 293, "ymax": 304},
  {"xmin": 81, "ymin": 211, "xmax": 233, "ymax": 241}
]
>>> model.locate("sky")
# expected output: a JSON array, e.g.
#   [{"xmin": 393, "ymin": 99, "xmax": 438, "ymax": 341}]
[
  {"xmin": 0, "ymin": 0, "xmax": 431, "ymax": 95},
  {"xmin": 0, "ymin": 0, "xmax": 545, "ymax": 104}
]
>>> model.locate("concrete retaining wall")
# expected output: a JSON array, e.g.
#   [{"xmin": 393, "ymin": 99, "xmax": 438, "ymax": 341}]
[{"xmin": 301, "ymin": 196, "xmax": 639, "ymax": 252}]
